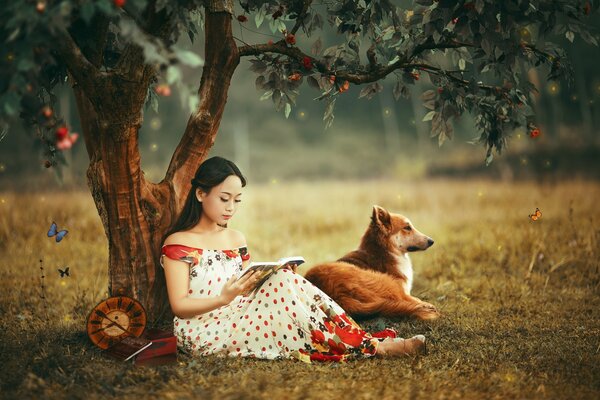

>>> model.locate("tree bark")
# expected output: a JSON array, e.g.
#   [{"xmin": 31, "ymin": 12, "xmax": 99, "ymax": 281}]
[
  {"xmin": 68, "ymin": 4, "xmax": 239, "ymax": 325},
  {"xmin": 74, "ymin": 74, "xmax": 172, "ymax": 322}
]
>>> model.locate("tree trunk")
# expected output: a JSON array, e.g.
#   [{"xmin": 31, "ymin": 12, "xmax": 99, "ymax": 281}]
[
  {"xmin": 74, "ymin": 78, "xmax": 172, "ymax": 324},
  {"xmin": 71, "ymin": 6, "xmax": 239, "ymax": 326}
]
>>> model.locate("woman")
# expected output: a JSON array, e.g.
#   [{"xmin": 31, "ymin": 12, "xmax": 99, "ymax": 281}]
[{"xmin": 161, "ymin": 156, "xmax": 426, "ymax": 362}]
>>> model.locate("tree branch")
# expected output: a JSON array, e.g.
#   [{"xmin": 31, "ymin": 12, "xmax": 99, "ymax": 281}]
[
  {"xmin": 53, "ymin": 28, "xmax": 104, "ymax": 99},
  {"xmin": 238, "ymin": 41, "xmax": 502, "ymax": 92},
  {"xmin": 237, "ymin": 41, "xmax": 403, "ymax": 84},
  {"xmin": 165, "ymin": 8, "xmax": 239, "ymax": 207},
  {"xmin": 205, "ymin": 0, "xmax": 234, "ymax": 14},
  {"xmin": 290, "ymin": 0, "xmax": 313, "ymax": 35},
  {"xmin": 367, "ymin": 44, "xmax": 377, "ymax": 68},
  {"xmin": 522, "ymin": 43, "xmax": 556, "ymax": 61},
  {"xmin": 407, "ymin": 63, "xmax": 498, "ymax": 93},
  {"xmin": 411, "ymin": 39, "xmax": 476, "ymax": 59}
]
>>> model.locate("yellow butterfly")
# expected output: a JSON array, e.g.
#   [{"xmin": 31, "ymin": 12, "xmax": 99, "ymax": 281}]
[{"xmin": 529, "ymin": 208, "xmax": 542, "ymax": 221}]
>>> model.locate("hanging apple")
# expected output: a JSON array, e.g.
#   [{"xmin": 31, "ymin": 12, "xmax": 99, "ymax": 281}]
[{"xmin": 56, "ymin": 126, "xmax": 68, "ymax": 140}]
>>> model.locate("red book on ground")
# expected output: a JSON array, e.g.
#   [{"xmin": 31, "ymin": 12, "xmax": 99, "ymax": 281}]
[
  {"xmin": 135, "ymin": 353, "xmax": 178, "ymax": 367},
  {"xmin": 104, "ymin": 336, "xmax": 153, "ymax": 361},
  {"xmin": 135, "ymin": 328, "xmax": 177, "ymax": 361}
]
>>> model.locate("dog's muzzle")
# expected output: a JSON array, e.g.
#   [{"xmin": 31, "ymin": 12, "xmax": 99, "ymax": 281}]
[{"xmin": 407, "ymin": 239, "xmax": 434, "ymax": 252}]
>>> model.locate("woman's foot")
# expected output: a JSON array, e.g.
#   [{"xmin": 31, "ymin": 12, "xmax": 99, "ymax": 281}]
[{"xmin": 376, "ymin": 335, "xmax": 426, "ymax": 357}]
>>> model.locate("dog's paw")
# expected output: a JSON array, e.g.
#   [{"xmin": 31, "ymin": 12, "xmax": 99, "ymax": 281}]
[{"xmin": 416, "ymin": 302, "xmax": 440, "ymax": 320}]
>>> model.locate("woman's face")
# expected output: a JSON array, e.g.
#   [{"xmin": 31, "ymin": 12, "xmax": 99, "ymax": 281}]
[{"xmin": 197, "ymin": 175, "xmax": 243, "ymax": 226}]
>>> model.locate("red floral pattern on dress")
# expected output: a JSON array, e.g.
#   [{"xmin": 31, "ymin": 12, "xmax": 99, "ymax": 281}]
[{"xmin": 161, "ymin": 244, "xmax": 204, "ymax": 266}]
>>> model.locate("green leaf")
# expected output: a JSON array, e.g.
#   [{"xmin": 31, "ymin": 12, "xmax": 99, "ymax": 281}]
[
  {"xmin": 80, "ymin": 2, "xmax": 96, "ymax": 24},
  {"xmin": 381, "ymin": 26, "xmax": 395, "ymax": 41},
  {"xmin": 421, "ymin": 90, "xmax": 436, "ymax": 101},
  {"xmin": 96, "ymin": 0, "xmax": 114, "ymax": 15},
  {"xmin": 17, "ymin": 58, "xmax": 35, "ymax": 72},
  {"xmin": 565, "ymin": 31, "xmax": 575, "ymax": 43},
  {"xmin": 307, "ymin": 76, "xmax": 320, "ymax": 89},
  {"xmin": 438, "ymin": 131, "xmax": 447, "ymax": 147},
  {"xmin": 358, "ymin": 82, "xmax": 383, "ymax": 100},
  {"xmin": 255, "ymin": 75, "xmax": 266, "ymax": 89},
  {"xmin": 255, "ymin": 6, "xmax": 266, "ymax": 28},
  {"xmin": 141, "ymin": 42, "xmax": 168, "ymax": 64},
  {"xmin": 7, "ymin": 27, "xmax": 20, "ymax": 42},
  {"xmin": 269, "ymin": 19, "xmax": 286, "ymax": 34},
  {"xmin": 174, "ymin": 48, "xmax": 204, "ymax": 67},
  {"xmin": 166, "ymin": 66, "xmax": 182, "ymax": 84},
  {"xmin": 285, "ymin": 103, "xmax": 291, "ymax": 119},
  {"xmin": 393, "ymin": 81, "xmax": 408, "ymax": 100},
  {"xmin": 188, "ymin": 94, "xmax": 199, "ymax": 114},
  {"xmin": 422, "ymin": 111, "xmax": 436, "ymax": 121},
  {"xmin": 130, "ymin": 0, "xmax": 149, "ymax": 10},
  {"xmin": 579, "ymin": 29, "xmax": 598, "ymax": 46},
  {"xmin": 2, "ymin": 93, "xmax": 20, "ymax": 116},
  {"xmin": 149, "ymin": 91, "xmax": 158, "ymax": 113},
  {"xmin": 311, "ymin": 37, "xmax": 323, "ymax": 56},
  {"xmin": 249, "ymin": 59, "xmax": 268, "ymax": 74},
  {"xmin": 259, "ymin": 90, "xmax": 273, "ymax": 101},
  {"xmin": 323, "ymin": 97, "xmax": 337, "ymax": 129}
]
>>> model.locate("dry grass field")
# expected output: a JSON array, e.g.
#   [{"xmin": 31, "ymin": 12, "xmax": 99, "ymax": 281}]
[{"xmin": 0, "ymin": 179, "xmax": 599, "ymax": 399}]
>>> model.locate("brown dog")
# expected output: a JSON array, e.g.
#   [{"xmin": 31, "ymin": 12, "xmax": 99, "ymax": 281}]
[{"xmin": 304, "ymin": 205, "xmax": 440, "ymax": 320}]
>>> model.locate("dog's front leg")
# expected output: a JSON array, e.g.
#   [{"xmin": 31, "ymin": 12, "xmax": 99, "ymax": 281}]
[{"xmin": 401, "ymin": 293, "xmax": 440, "ymax": 320}]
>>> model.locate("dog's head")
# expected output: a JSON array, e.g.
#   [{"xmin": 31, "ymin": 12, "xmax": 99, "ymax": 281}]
[{"xmin": 370, "ymin": 205, "xmax": 434, "ymax": 254}]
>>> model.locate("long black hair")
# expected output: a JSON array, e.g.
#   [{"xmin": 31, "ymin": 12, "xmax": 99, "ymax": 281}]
[{"xmin": 165, "ymin": 156, "xmax": 246, "ymax": 238}]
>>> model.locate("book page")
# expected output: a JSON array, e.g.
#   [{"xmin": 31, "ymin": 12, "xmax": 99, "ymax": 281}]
[{"xmin": 237, "ymin": 256, "xmax": 305, "ymax": 281}]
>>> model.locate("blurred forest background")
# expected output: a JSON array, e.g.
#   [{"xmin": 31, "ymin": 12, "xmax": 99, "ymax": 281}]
[{"xmin": 1, "ymin": 13, "xmax": 599, "ymax": 189}]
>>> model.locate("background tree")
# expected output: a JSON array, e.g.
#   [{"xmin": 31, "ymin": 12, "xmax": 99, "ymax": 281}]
[{"xmin": 0, "ymin": 0, "xmax": 598, "ymax": 323}]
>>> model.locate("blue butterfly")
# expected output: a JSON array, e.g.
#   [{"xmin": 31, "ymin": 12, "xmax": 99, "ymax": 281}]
[
  {"xmin": 58, "ymin": 267, "xmax": 70, "ymax": 277},
  {"xmin": 47, "ymin": 222, "xmax": 68, "ymax": 242}
]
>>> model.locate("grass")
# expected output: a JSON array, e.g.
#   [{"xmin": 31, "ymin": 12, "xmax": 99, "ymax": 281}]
[{"xmin": 0, "ymin": 179, "xmax": 599, "ymax": 399}]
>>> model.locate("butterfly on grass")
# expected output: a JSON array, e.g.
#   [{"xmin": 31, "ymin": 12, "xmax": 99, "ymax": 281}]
[
  {"xmin": 58, "ymin": 267, "xmax": 70, "ymax": 278},
  {"xmin": 47, "ymin": 222, "xmax": 68, "ymax": 242},
  {"xmin": 529, "ymin": 208, "xmax": 542, "ymax": 221}
]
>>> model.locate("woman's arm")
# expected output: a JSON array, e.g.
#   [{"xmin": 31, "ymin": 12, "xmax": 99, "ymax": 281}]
[
  {"xmin": 163, "ymin": 256, "xmax": 228, "ymax": 319},
  {"xmin": 163, "ymin": 255, "xmax": 260, "ymax": 319}
]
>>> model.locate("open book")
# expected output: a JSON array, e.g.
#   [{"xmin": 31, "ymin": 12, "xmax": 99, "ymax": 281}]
[{"xmin": 238, "ymin": 256, "xmax": 305, "ymax": 288}]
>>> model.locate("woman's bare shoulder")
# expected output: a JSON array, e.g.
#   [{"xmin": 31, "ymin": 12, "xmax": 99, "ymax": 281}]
[
  {"xmin": 227, "ymin": 228, "xmax": 247, "ymax": 248},
  {"xmin": 163, "ymin": 232, "xmax": 194, "ymax": 247}
]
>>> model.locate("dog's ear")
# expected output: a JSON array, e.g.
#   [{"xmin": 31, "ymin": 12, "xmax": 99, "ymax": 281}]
[{"xmin": 371, "ymin": 205, "xmax": 391, "ymax": 231}]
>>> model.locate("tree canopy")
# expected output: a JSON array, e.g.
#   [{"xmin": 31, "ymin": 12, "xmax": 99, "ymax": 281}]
[
  {"xmin": 1, "ymin": 0, "xmax": 598, "ymax": 168},
  {"xmin": 1, "ymin": 0, "xmax": 599, "ymax": 321}
]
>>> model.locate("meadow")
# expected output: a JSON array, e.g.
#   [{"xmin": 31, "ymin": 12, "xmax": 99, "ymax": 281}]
[{"xmin": 0, "ymin": 179, "xmax": 599, "ymax": 399}]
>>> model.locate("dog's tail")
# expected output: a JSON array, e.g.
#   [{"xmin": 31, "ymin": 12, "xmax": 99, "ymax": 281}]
[
  {"xmin": 380, "ymin": 299, "xmax": 440, "ymax": 320},
  {"xmin": 338, "ymin": 297, "xmax": 387, "ymax": 318},
  {"xmin": 342, "ymin": 297, "xmax": 439, "ymax": 320}
]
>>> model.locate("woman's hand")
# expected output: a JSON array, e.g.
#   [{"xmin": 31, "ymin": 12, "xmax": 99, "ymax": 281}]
[
  {"xmin": 282, "ymin": 262, "xmax": 299, "ymax": 273},
  {"xmin": 219, "ymin": 271, "xmax": 260, "ymax": 304}
]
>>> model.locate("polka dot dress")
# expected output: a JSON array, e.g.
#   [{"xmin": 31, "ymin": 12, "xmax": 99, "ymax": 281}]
[{"xmin": 161, "ymin": 244, "xmax": 383, "ymax": 363}]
